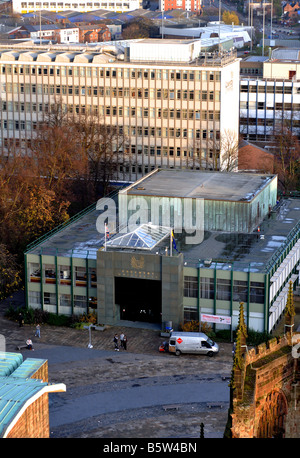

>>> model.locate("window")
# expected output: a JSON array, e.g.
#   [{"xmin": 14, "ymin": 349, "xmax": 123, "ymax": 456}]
[
  {"xmin": 44, "ymin": 292, "xmax": 56, "ymax": 305},
  {"xmin": 29, "ymin": 263, "xmax": 40, "ymax": 282},
  {"xmin": 200, "ymin": 277, "xmax": 214, "ymax": 299},
  {"xmin": 250, "ymin": 282, "xmax": 265, "ymax": 304},
  {"xmin": 216, "ymin": 279, "xmax": 231, "ymax": 301},
  {"xmin": 184, "ymin": 276, "xmax": 198, "ymax": 298},
  {"xmin": 60, "ymin": 265, "xmax": 71, "ymax": 284},
  {"xmin": 60, "ymin": 294, "xmax": 71, "ymax": 307},
  {"xmin": 75, "ymin": 266, "xmax": 86, "ymax": 286},
  {"xmin": 44, "ymin": 264, "xmax": 56, "ymax": 283},
  {"xmin": 233, "ymin": 280, "xmax": 248, "ymax": 302},
  {"xmin": 29, "ymin": 291, "xmax": 40, "ymax": 306},
  {"xmin": 183, "ymin": 307, "xmax": 198, "ymax": 323},
  {"xmin": 74, "ymin": 295, "xmax": 86, "ymax": 308}
]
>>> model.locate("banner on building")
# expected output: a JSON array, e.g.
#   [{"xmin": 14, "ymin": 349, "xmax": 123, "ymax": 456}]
[{"xmin": 200, "ymin": 313, "xmax": 231, "ymax": 325}]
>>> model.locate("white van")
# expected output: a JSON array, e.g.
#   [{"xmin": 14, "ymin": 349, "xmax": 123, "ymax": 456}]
[{"xmin": 168, "ymin": 332, "xmax": 219, "ymax": 357}]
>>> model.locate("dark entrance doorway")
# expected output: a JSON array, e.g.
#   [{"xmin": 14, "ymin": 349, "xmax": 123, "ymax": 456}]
[{"xmin": 115, "ymin": 277, "xmax": 162, "ymax": 323}]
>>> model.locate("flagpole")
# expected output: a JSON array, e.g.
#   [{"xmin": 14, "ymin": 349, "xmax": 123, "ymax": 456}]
[
  {"xmin": 105, "ymin": 223, "xmax": 107, "ymax": 251},
  {"xmin": 170, "ymin": 229, "xmax": 172, "ymax": 257}
]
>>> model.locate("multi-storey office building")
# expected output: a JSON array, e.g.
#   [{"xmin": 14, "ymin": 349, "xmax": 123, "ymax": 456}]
[
  {"xmin": 12, "ymin": 0, "xmax": 141, "ymax": 14},
  {"xmin": 0, "ymin": 40, "xmax": 240, "ymax": 179},
  {"xmin": 240, "ymin": 49, "xmax": 300, "ymax": 146}
]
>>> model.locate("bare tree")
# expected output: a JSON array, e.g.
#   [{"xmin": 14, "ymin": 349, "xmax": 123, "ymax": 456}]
[
  {"xmin": 219, "ymin": 129, "xmax": 239, "ymax": 172},
  {"xmin": 273, "ymin": 126, "xmax": 300, "ymax": 192},
  {"xmin": 71, "ymin": 113, "xmax": 129, "ymax": 198}
]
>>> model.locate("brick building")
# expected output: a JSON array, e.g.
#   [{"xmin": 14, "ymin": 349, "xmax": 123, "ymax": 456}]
[
  {"xmin": 283, "ymin": 1, "xmax": 300, "ymax": 20},
  {"xmin": 78, "ymin": 25, "xmax": 111, "ymax": 43},
  {"xmin": 160, "ymin": 0, "xmax": 201, "ymax": 13},
  {"xmin": 0, "ymin": 352, "xmax": 66, "ymax": 438},
  {"xmin": 238, "ymin": 140, "xmax": 275, "ymax": 173}
]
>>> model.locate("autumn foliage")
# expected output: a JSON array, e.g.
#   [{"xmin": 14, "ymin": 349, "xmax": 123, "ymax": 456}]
[{"xmin": 0, "ymin": 101, "xmax": 127, "ymax": 300}]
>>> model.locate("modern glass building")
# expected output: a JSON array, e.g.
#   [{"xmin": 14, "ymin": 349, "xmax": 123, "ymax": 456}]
[{"xmin": 25, "ymin": 169, "xmax": 300, "ymax": 333}]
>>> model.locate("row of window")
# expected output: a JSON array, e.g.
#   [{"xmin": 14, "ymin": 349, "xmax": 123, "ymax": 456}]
[
  {"xmin": 1, "ymin": 101, "xmax": 220, "ymax": 123},
  {"xmin": 240, "ymin": 101, "xmax": 300, "ymax": 111},
  {"xmin": 29, "ymin": 291, "xmax": 97, "ymax": 309},
  {"xmin": 240, "ymin": 117, "xmax": 300, "ymax": 127},
  {"xmin": 1, "ymin": 64, "xmax": 221, "ymax": 82},
  {"xmin": 29, "ymin": 263, "xmax": 97, "ymax": 287},
  {"xmin": 184, "ymin": 276, "xmax": 265, "ymax": 304},
  {"xmin": 2, "ymin": 119, "xmax": 220, "ymax": 141},
  {"xmin": 1, "ymin": 83, "xmax": 219, "ymax": 103},
  {"xmin": 240, "ymin": 83, "xmax": 296, "ymax": 94},
  {"xmin": 21, "ymin": 2, "xmax": 130, "ymax": 8}
]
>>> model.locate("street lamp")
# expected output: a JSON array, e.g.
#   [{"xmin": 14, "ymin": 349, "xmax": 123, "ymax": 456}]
[{"xmin": 84, "ymin": 324, "xmax": 94, "ymax": 348}]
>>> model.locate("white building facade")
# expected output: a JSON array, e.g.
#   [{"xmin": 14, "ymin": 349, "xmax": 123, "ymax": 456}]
[
  {"xmin": 12, "ymin": 0, "xmax": 141, "ymax": 14},
  {"xmin": 0, "ymin": 40, "xmax": 240, "ymax": 180}
]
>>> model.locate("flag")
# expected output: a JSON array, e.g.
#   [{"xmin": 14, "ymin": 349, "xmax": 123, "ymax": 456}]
[
  {"xmin": 171, "ymin": 230, "xmax": 179, "ymax": 252},
  {"xmin": 105, "ymin": 224, "xmax": 109, "ymax": 240}
]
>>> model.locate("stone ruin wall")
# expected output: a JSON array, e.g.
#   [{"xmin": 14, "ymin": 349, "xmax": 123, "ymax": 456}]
[{"xmin": 230, "ymin": 333, "xmax": 300, "ymax": 438}]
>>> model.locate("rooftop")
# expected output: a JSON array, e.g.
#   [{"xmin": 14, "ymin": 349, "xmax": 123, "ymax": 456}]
[
  {"xmin": 25, "ymin": 194, "xmax": 300, "ymax": 274},
  {"xmin": 123, "ymin": 169, "xmax": 276, "ymax": 202},
  {"xmin": 0, "ymin": 352, "xmax": 66, "ymax": 438}
]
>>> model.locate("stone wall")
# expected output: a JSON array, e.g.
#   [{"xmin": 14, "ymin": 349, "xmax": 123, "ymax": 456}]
[{"xmin": 230, "ymin": 333, "xmax": 300, "ymax": 438}]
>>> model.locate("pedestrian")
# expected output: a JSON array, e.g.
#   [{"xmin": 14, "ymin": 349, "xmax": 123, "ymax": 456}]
[
  {"xmin": 113, "ymin": 334, "xmax": 119, "ymax": 351},
  {"xmin": 120, "ymin": 332, "xmax": 124, "ymax": 348},
  {"xmin": 18, "ymin": 312, "xmax": 23, "ymax": 327},
  {"xmin": 123, "ymin": 334, "xmax": 127, "ymax": 351},
  {"xmin": 35, "ymin": 324, "xmax": 41, "ymax": 338},
  {"xmin": 26, "ymin": 339, "xmax": 34, "ymax": 350},
  {"xmin": 232, "ymin": 341, "xmax": 236, "ymax": 357}
]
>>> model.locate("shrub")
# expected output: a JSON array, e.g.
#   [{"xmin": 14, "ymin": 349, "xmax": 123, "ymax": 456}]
[
  {"xmin": 246, "ymin": 329, "xmax": 272, "ymax": 347},
  {"xmin": 180, "ymin": 320, "xmax": 212, "ymax": 334},
  {"xmin": 78, "ymin": 310, "xmax": 97, "ymax": 325}
]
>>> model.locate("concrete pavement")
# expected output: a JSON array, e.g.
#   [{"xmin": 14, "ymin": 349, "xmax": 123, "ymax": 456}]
[{"xmin": 0, "ymin": 294, "xmax": 233, "ymax": 438}]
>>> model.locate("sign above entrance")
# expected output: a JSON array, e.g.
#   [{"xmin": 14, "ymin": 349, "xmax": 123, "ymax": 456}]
[{"xmin": 201, "ymin": 314, "xmax": 231, "ymax": 325}]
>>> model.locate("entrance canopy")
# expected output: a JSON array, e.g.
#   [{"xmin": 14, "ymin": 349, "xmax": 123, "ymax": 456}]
[{"xmin": 106, "ymin": 223, "xmax": 171, "ymax": 251}]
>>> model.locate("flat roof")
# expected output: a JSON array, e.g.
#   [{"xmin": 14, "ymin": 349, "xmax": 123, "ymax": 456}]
[
  {"xmin": 123, "ymin": 169, "xmax": 276, "ymax": 202},
  {"xmin": 26, "ymin": 196, "xmax": 300, "ymax": 274},
  {"xmin": 179, "ymin": 198, "xmax": 300, "ymax": 272}
]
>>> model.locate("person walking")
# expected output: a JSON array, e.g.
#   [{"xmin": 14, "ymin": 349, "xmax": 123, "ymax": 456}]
[
  {"xmin": 113, "ymin": 334, "xmax": 119, "ymax": 351},
  {"xmin": 18, "ymin": 312, "xmax": 24, "ymax": 327},
  {"xmin": 123, "ymin": 334, "xmax": 127, "ymax": 351},
  {"xmin": 120, "ymin": 332, "xmax": 124, "ymax": 349},
  {"xmin": 35, "ymin": 324, "xmax": 41, "ymax": 338}
]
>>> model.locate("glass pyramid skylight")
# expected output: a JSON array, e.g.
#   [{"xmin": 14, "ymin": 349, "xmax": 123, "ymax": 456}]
[{"xmin": 106, "ymin": 223, "xmax": 171, "ymax": 250}]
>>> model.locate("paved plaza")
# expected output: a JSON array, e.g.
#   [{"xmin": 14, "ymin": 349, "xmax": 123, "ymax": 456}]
[{"xmin": 0, "ymin": 293, "xmax": 233, "ymax": 439}]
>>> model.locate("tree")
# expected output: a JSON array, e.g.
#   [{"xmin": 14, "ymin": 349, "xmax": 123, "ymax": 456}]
[
  {"xmin": 220, "ymin": 129, "xmax": 239, "ymax": 172},
  {"xmin": 70, "ymin": 113, "xmax": 129, "ymax": 199},
  {"xmin": 222, "ymin": 11, "xmax": 240, "ymax": 25},
  {"xmin": 0, "ymin": 243, "xmax": 22, "ymax": 301},
  {"xmin": 30, "ymin": 100, "xmax": 87, "ymax": 204},
  {"xmin": 17, "ymin": 184, "xmax": 69, "ymax": 243},
  {"xmin": 273, "ymin": 126, "xmax": 300, "ymax": 192},
  {"xmin": 122, "ymin": 19, "xmax": 153, "ymax": 39}
]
